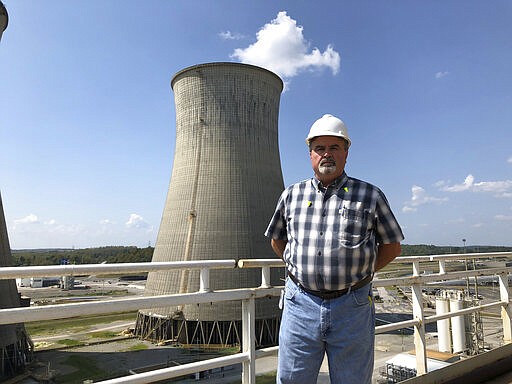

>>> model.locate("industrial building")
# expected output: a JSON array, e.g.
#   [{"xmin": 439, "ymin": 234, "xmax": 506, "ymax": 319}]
[{"xmin": 135, "ymin": 62, "xmax": 285, "ymax": 347}]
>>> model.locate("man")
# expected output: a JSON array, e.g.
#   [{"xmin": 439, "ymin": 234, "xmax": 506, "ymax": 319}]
[{"xmin": 265, "ymin": 114, "xmax": 404, "ymax": 384}]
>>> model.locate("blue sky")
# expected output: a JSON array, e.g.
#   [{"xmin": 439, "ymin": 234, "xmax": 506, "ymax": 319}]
[{"xmin": 1, "ymin": 1, "xmax": 511, "ymax": 249}]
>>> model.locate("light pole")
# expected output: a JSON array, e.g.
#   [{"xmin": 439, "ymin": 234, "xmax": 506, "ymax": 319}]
[{"xmin": 463, "ymin": 238, "xmax": 470, "ymax": 294}]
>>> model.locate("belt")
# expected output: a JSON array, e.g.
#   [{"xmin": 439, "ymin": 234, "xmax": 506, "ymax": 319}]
[{"xmin": 287, "ymin": 272, "xmax": 372, "ymax": 300}]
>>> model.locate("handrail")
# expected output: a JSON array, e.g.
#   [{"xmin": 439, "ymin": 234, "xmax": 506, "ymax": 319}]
[
  {"xmin": 1, "ymin": 252, "xmax": 511, "ymax": 383},
  {"xmin": 97, "ymin": 353, "xmax": 250, "ymax": 384},
  {"xmin": 0, "ymin": 260, "xmax": 237, "ymax": 279},
  {"xmin": 0, "ymin": 286, "xmax": 283, "ymax": 325},
  {"xmin": 395, "ymin": 251, "xmax": 512, "ymax": 262}
]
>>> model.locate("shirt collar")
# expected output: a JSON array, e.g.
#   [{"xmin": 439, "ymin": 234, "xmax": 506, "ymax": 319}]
[{"xmin": 312, "ymin": 172, "xmax": 348, "ymax": 192}]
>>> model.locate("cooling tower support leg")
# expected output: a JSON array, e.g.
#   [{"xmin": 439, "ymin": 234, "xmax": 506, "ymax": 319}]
[
  {"xmin": 498, "ymin": 272, "xmax": 512, "ymax": 343},
  {"xmin": 242, "ymin": 298, "xmax": 256, "ymax": 384},
  {"xmin": 135, "ymin": 311, "xmax": 280, "ymax": 348},
  {"xmin": 0, "ymin": 326, "xmax": 33, "ymax": 379}
]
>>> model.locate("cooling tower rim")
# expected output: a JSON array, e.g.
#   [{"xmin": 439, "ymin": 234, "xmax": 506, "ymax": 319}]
[
  {"xmin": 171, "ymin": 62, "xmax": 283, "ymax": 92},
  {"xmin": 0, "ymin": 1, "xmax": 8, "ymax": 32}
]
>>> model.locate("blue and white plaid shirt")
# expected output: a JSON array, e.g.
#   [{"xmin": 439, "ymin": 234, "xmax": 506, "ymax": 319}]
[{"xmin": 265, "ymin": 172, "xmax": 404, "ymax": 291}]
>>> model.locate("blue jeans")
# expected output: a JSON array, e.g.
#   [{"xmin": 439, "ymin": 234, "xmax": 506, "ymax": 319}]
[{"xmin": 277, "ymin": 278, "xmax": 375, "ymax": 384}]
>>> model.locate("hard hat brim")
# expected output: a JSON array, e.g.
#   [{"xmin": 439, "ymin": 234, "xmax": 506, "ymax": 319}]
[{"xmin": 306, "ymin": 133, "xmax": 351, "ymax": 147}]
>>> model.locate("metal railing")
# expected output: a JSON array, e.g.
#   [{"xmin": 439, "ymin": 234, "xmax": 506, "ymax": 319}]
[{"xmin": 1, "ymin": 252, "xmax": 511, "ymax": 383}]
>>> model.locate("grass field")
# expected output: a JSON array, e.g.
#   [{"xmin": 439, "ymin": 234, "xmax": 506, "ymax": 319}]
[
  {"xmin": 28, "ymin": 312, "xmax": 279, "ymax": 383},
  {"xmin": 26, "ymin": 311, "xmax": 138, "ymax": 336}
]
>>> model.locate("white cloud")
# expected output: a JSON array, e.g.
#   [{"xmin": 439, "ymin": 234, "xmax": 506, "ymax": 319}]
[
  {"xmin": 508, "ymin": 156, "xmax": 512, "ymax": 164},
  {"xmin": 125, "ymin": 213, "xmax": 150, "ymax": 229},
  {"xmin": 231, "ymin": 11, "xmax": 340, "ymax": 79},
  {"xmin": 8, "ymin": 214, "xmax": 154, "ymax": 249},
  {"xmin": 402, "ymin": 185, "xmax": 448, "ymax": 213},
  {"xmin": 448, "ymin": 218, "xmax": 465, "ymax": 224},
  {"xmin": 441, "ymin": 174, "xmax": 512, "ymax": 197},
  {"xmin": 14, "ymin": 214, "xmax": 39, "ymax": 225},
  {"xmin": 441, "ymin": 174, "xmax": 474, "ymax": 192},
  {"xmin": 219, "ymin": 30, "xmax": 244, "ymax": 40},
  {"xmin": 435, "ymin": 71, "xmax": 449, "ymax": 79},
  {"xmin": 10, "ymin": 214, "xmax": 82, "ymax": 244},
  {"xmin": 495, "ymin": 214, "xmax": 512, "ymax": 221},
  {"xmin": 475, "ymin": 180, "xmax": 512, "ymax": 194},
  {"xmin": 13, "ymin": 214, "xmax": 58, "ymax": 228}
]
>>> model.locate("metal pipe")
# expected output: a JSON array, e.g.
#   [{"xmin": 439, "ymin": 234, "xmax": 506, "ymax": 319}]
[
  {"xmin": 95, "ymin": 352, "xmax": 250, "ymax": 384},
  {"xmin": 199, "ymin": 268, "xmax": 211, "ymax": 292},
  {"xmin": 260, "ymin": 266, "xmax": 271, "ymax": 288},
  {"xmin": 242, "ymin": 298, "xmax": 256, "ymax": 384},
  {"xmin": 0, "ymin": 260, "xmax": 236, "ymax": 279},
  {"xmin": 0, "ymin": 287, "xmax": 282, "ymax": 325},
  {"xmin": 499, "ymin": 272, "xmax": 512, "ymax": 343}
]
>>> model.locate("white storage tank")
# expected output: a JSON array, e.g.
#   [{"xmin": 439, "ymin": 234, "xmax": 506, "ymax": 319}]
[
  {"xmin": 436, "ymin": 291, "xmax": 451, "ymax": 353},
  {"xmin": 450, "ymin": 291, "xmax": 467, "ymax": 353}
]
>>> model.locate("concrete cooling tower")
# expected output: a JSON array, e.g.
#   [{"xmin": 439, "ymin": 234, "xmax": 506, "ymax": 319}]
[
  {"xmin": 0, "ymin": 1, "xmax": 7, "ymax": 42},
  {"xmin": 135, "ymin": 62, "xmax": 285, "ymax": 347},
  {"xmin": 0, "ymin": 194, "xmax": 33, "ymax": 378},
  {"xmin": 1, "ymin": 5, "xmax": 34, "ymax": 378}
]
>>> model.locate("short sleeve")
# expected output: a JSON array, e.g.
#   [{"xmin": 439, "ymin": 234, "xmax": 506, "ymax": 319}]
[
  {"xmin": 375, "ymin": 190, "xmax": 404, "ymax": 244},
  {"xmin": 264, "ymin": 191, "xmax": 288, "ymax": 241}
]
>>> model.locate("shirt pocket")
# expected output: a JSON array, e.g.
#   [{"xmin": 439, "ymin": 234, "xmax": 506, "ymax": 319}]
[{"xmin": 338, "ymin": 204, "xmax": 372, "ymax": 248}]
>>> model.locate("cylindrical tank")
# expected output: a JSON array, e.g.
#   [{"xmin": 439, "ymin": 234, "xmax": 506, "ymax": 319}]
[
  {"xmin": 136, "ymin": 62, "xmax": 284, "ymax": 346},
  {"xmin": 450, "ymin": 291, "xmax": 467, "ymax": 353},
  {"xmin": 436, "ymin": 291, "xmax": 451, "ymax": 353},
  {"xmin": 61, "ymin": 275, "xmax": 75, "ymax": 290}
]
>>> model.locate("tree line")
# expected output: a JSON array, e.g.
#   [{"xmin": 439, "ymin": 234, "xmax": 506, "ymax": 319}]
[
  {"xmin": 9, "ymin": 244, "xmax": 512, "ymax": 267},
  {"xmin": 401, "ymin": 244, "xmax": 512, "ymax": 257},
  {"xmin": 11, "ymin": 246, "xmax": 154, "ymax": 266}
]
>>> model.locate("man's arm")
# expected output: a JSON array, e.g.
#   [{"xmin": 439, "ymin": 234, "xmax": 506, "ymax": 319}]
[
  {"xmin": 270, "ymin": 238, "xmax": 288, "ymax": 261},
  {"xmin": 375, "ymin": 242, "xmax": 401, "ymax": 271}
]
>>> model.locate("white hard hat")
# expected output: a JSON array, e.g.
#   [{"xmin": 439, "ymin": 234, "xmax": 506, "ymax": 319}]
[{"xmin": 305, "ymin": 114, "xmax": 351, "ymax": 147}]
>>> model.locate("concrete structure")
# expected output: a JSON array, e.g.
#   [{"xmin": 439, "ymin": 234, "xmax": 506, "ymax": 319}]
[
  {"xmin": 0, "ymin": 6, "xmax": 34, "ymax": 378},
  {"xmin": 0, "ymin": 1, "xmax": 7, "ymax": 42},
  {"xmin": 0, "ymin": 194, "xmax": 33, "ymax": 378},
  {"xmin": 135, "ymin": 62, "xmax": 285, "ymax": 347}
]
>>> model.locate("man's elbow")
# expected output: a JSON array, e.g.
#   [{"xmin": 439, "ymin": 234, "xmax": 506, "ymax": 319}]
[{"xmin": 270, "ymin": 238, "xmax": 287, "ymax": 259}]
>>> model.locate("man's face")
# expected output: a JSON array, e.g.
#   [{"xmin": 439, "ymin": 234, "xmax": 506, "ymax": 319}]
[{"xmin": 309, "ymin": 136, "xmax": 349, "ymax": 185}]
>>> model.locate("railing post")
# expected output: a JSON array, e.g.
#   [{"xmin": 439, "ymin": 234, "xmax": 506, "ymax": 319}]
[
  {"xmin": 439, "ymin": 259, "xmax": 446, "ymax": 275},
  {"xmin": 498, "ymin": 272, "xmax": 512, "ymax": 343},
  {"xmin": 199, "ymin": 268, "xmax": 210, "ymax": 292},
  {"xmin": 242, "ymin": 297, "xmax": 256, "ymax": 384},
  {"xmin": 260, "ymin": 266, "xmax": 271, "ymax": 288},
  {"xmin": 411, "ymin": 261, "xmax": 427, "ymax": 376}
]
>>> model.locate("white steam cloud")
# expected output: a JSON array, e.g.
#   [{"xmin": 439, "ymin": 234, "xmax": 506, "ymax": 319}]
[{"xmin": 231, "ymin": 11, "xmax": 340, "ymax": 80}]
